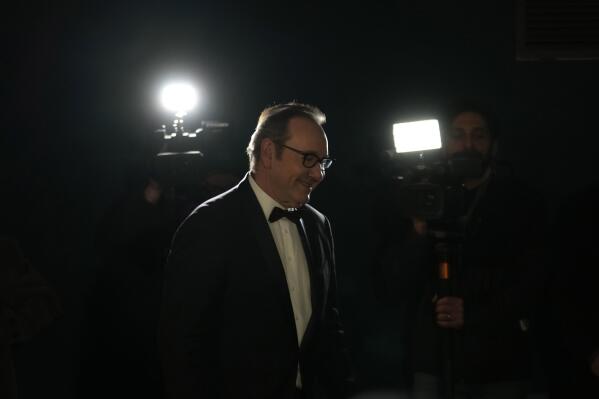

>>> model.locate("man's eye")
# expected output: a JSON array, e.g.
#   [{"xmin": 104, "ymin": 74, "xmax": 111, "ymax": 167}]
[{"xmin": 304, "ymin": 154, "xmax": 318, "ymax": 163}]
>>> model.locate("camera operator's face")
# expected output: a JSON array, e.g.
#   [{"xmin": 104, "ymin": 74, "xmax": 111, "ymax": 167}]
[{"xmin": 445, "ymin": 111, "xmax": 492, "ymax": 159}]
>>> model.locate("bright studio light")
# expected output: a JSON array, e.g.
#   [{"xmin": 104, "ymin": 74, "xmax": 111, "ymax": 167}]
[
  {"xmin": 160, "ymin": 82, "xmax": 198, "ymax": 117},
  {"xmin": 393, "ymin": 119, "xmax": 441, "ymax": 153}
]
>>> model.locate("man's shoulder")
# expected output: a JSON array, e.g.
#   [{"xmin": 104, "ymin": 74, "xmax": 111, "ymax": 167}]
[
  {"xmin": 303, "ymin": 203, "xmax": 327, "ymax": 224},
  {"xmin": 483, "ymin": 174, "xmax": 546, "ymax": 227},
  {"xmin": 488, "ymin": 174, "xmax": 543, "ymax": 203},
  {"xmin": 303, "ymin": 204, "xmax": 334, "ymax": 238},
  {"xmin": 194, "ymin": 182, "xmax": 243, "ymax": 213},
  {"xmin": 177, "ymin": 179, "xmax": 249, "ymax": 230}
]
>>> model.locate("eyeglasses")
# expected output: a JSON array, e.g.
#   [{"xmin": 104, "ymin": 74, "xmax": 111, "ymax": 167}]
[{"xmin": 277, "ymin": 143, "xmax": 334, "ymax": 170}]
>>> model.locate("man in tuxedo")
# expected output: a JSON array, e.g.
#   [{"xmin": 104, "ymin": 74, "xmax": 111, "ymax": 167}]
[{"xmin": 160, "ymin": 102, "xmax": 352, "ymax": 399}]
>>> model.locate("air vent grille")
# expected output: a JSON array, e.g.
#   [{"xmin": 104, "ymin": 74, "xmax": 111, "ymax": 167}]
[{"xmin": 517, "ymin": 0, "xmax": 599, "ymax": 60}]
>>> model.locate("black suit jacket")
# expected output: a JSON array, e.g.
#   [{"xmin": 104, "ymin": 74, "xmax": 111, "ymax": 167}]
[{"xmin": 160, "ymin": 174, "xmax": 352, "ymax": 399}]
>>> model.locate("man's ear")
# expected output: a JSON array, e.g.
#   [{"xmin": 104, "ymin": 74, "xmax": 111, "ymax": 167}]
[{"xmin": 260, "ymin": 138, "xmax": 274, "ymax": 169}]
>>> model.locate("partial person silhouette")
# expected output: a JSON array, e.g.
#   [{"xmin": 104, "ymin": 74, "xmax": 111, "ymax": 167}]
[
  {"xmin": 0, "ymin": 237, "xmax": 62, "ymax": 399},
  {"xmin": 79, "ymin": 142, "xmax": 238, "ymax": 399},
  {"xmin": 547, "ymin": 182, "xmax": 599, "ymax": 398}
]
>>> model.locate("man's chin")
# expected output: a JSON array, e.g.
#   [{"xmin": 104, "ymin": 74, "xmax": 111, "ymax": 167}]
[{"xmin": 293, "ymin": 194, "xmax": 310, "ymax": 208}]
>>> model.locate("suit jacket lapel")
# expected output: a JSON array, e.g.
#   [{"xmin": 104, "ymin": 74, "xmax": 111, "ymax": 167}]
[
  {"xmin": 238, "ymin": 176, "xmax": 294, "ymax": 312},
  {"xmin": 299, "ymin": 215, "xmax": 325, "ymax": 350}
]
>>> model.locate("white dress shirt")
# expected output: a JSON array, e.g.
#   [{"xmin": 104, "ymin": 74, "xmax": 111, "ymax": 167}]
[{"xmin": 249, "ymin": 174, "xmax": 312, "ymax": 387}]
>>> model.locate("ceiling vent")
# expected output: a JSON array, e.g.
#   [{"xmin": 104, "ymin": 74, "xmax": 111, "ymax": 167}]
[{"xmin": 516, "ymin": 0, "xmax": 599, "ymax": 61}]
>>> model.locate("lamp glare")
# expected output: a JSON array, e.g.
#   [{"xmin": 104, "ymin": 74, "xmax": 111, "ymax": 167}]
[
  {"xmin": 161, "ymin": 83, "xmax": 198, "ymax": 117},
  {"xmin": 393, "ymin": 119, "xmax": 442, "ymax": 153}
]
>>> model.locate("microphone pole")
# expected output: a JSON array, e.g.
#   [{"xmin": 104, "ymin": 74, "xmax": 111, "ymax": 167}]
[{"xmin": 435, "ymin": 241, "xmax": 455, "ymax": 399}]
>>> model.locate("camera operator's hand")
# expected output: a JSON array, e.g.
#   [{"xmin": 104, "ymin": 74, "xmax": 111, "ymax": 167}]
[
  {"xmin": 144, "ymin": 178, "xmax": 162, "ymax": 205},
  {"xmin": 435, "ymin": 296, "xmax": 464, "ymax": 329},
  {"xmin": 412, "ymin": 217, "xmax": 428, "ymax": 237}
]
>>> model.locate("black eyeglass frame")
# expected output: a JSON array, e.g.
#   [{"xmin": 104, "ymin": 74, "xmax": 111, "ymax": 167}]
[{"xmin": 276, "ymin": 143, "xmax": 335, "ymax": 170}]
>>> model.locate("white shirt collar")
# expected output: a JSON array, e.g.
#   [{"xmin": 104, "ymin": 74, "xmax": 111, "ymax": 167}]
[{"xmin": 248, "ymin": 173, "xmax": 285, "ymax": 222}]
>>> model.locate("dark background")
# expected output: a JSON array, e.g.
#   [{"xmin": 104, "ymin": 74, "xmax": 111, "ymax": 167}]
[{"xmin": 2, "ymin": 1, "xmax": 597, "ymax": 397}]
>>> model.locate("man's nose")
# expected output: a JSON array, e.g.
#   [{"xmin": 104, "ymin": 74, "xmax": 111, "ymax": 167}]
[
  {"xmin": 308, "ymin": 163, "xmax": 325, "ymax": 182},
  {"xmin": 463, "ymin": 135, "xmax": 473, "ymax": 150}
]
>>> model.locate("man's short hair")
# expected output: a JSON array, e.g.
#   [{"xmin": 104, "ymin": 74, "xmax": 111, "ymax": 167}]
[{"xmin": 246, "ymin": 102, "xmax": 326, "ymax": 171}]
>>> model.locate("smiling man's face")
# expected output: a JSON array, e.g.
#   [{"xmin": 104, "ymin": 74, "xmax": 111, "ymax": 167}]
[{"xmin": 264, "ymin": 116, "xmax": 328, "ymax": 208}]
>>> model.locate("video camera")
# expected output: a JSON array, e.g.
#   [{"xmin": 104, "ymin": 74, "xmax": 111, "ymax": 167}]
[
  {"xmin": 383, "ymin": 119, "xmax": 487, "ymax": 221},
  {"xmin": 152, "ymin": 119, "xmax": 230, "ymax": 187}
]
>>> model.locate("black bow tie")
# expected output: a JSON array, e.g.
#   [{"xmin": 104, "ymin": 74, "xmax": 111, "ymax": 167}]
[{"xmin": 269, "ymin": 207, "xmax": 305, "ymax": 224}]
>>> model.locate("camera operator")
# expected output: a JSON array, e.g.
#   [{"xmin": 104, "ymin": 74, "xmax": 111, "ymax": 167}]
[
  {"xmin": 80, "ymin": 142, "xmax": 238, "ymax": 399},
  {"xmin": 373, "ymin": 102, "xmax": 546, "ymax": 398}
]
